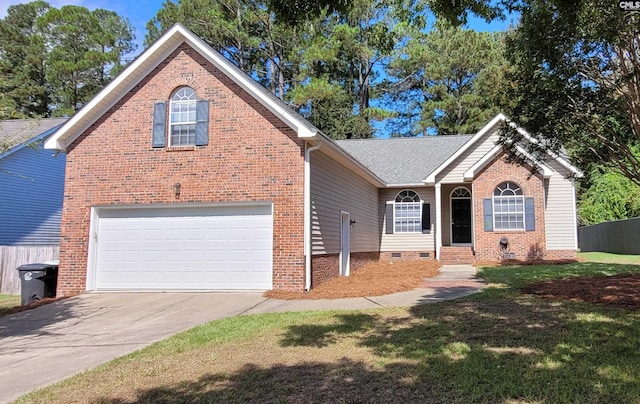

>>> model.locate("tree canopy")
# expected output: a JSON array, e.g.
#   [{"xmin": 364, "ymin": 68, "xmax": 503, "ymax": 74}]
[
  {"xmin": 430, "ymin": 0, "xmax": 640, "ymax": 186},
  {"xmin": 0, "ymin": 1, "xmax": 136, "ymax": 118}
]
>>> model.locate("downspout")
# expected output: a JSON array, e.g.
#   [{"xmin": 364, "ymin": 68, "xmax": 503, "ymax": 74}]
[
  {"xmin": 304, "ymin": 141, "xmax": 322, "ymax": 292},
  {"xmin": 435, "ymin": 183, "xmax": 442, "ymax": 260}
]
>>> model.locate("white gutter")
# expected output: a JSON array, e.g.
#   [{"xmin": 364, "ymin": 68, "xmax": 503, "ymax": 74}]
[{"xmin": 304, "ymin": 141, "xmax": 322, "ymax": 292}]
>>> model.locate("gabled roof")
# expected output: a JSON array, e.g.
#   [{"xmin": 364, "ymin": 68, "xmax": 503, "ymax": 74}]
[
  {"xmin": 44, "ymin": 23, "xmax": 319, "ymax": 151},
  {"xmin": 0, "ymin": 118, "xmax": 68, "ymax": 159},
  {"xmin": 336, "ymin": 135, "xmax": 472, "ymax": 186}
]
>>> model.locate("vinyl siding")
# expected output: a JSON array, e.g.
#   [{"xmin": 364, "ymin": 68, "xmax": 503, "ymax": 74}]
[
  {"xmin": 310, "ymin": 150, "xmax": 379, "ymax": 254},
  {"xmin": 0, "ymin": 141, "xmax": 65, "ymax": 245},
  {"xmin": 437, "ymin": 128, "xmax": 499, "ymax": 183},
  {"xmin": 544, "ymin": 160, "xmax": 578, "ymax": 250},
  {"xmin": 379, "ymin": 187, "xmax": 435, "ymax": 251}
]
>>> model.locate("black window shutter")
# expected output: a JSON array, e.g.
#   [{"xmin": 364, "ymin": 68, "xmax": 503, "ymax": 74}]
[
  {"xmin": 195, "ymin": 100, "xmax": 209, "ymax": 146},
  {"xmin": 525, "ymin": 197, "xmax": 535, "ymax": 231},
  {"xmin": 152, "ymin": 101, "xmax": 166, "ymax": 147},
  {"xmin": 385, "ymin": 204, "xmax": 394, "ymax": 234},
  {"xmin": 483, "ymin": 198, "xmax": 493, "ymax": 232},
  {"xmin": 421, "ymin": 203, "xmax": 431, "ymax": 233}
]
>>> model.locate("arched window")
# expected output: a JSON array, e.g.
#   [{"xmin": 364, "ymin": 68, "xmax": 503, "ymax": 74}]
[
  {"xmin": 394, "ymin": 189, "xmax": 421, "ymax": 233},
  {"xmin": 169, "ymin": 87, "xmax": 197, "ymax": 146},
  {"xmin": 492, "ymin": 181, "xmax": 524, "ymax": 230}
]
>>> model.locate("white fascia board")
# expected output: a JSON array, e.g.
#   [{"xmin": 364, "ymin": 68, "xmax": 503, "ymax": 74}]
[
  {"xmin": 424, "ymin": 113, "xmax": 507, "ymax": 184},
  {"xmin": 183, "ymin": 29, "xmax": 319, "ymax": 139},
  {"xmin": 44, "ymin": 25, "xmax": 184, "ymax": 151},
  {"xmin": 514, "ymin": 145, "xmax": 555, "ymax": 178},
  {"xmin": 463, "ymin": 145, "xmax": 503, "ymax": 181},
  {"xmin": 45, "ymin": 23, "xmax": 318, "ymax": 151},
  {"xmin": 385, "ymin": 183, "xmax": 433, "ymax": 188},
  {"xmin": 511, "ymin": 123, "xmax": 583, "ymax": 178},
  {"xmin": 314, "ymin": 133, "xmax": 386, "ymax": 187}
]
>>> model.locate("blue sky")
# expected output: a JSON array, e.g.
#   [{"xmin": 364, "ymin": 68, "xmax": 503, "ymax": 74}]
[{"xmin": 1, "ymin": 0, "xmax": 517, "ymax": 55}]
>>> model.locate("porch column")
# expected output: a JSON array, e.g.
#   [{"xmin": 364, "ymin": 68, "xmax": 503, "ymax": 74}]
[{"xmin": 435, "ymin": 183, "xmax": 442, "ymax": 260}]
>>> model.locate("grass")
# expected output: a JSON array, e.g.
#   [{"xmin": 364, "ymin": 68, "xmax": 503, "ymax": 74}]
[
  {"xmin": 0, "ymin": 294, "xmax": 20, "ymax": 315},
  {"xmin": 16, "ymin": 257, "xmax": 640, "ymax": 404},
  {"xmin": 578, "ymin": 251, "xmax": 640, "ymax": 265}
]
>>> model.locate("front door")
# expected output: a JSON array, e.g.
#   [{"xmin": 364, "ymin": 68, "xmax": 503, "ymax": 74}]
[{"xmin": 451, "ymin": 199, "xmax": 472, "ymax": 244}]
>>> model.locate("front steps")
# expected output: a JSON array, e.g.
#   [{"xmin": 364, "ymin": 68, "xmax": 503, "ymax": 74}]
[{"xmin": 439, "ymin": 246, "xmax": 475, "ymax": 265}]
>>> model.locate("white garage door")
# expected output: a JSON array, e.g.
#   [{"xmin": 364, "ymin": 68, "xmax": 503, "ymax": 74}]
[{"xmin": 93, "ymin": 204, "xmax": 273, "ymax": 290}]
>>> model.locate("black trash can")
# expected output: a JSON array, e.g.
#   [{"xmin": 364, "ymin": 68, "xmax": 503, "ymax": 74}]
[{"xmin": 16, "ymin": 263, "xmax": 59, "ymax": 306}]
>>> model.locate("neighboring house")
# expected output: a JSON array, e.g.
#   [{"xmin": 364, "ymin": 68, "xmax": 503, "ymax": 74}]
[
  {"xmin": 0, "ymin": 118, "xmax": 67, "ymax": 294},
  {"xmin": 44, "ymin": 24, "xmax": 581, "ymax": 297}
]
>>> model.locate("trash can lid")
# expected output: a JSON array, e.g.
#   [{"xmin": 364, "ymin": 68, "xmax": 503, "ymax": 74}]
[{"xmin": 17, "ymin": 263, "xmax": 59, "ymax": 271}]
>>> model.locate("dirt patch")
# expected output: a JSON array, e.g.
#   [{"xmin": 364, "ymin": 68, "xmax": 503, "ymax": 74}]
[
  {"xmin": 265, "ymin": 260, "xmax": 440, "ymax": 300},
  {"xmin": 521, "ymin": 274, "xmax": 640, "ymax": 310}
]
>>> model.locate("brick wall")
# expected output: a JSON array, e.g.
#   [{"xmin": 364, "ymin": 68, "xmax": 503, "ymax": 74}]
[
  {"xmin": 311, "ymin": 252, "xmax": 381, "ymax": 287},
  {"xmin": 58, "ymin": 44, "xmax": 306, "ymax": 296},
  {"xmin": 379, "ymin": 251, "xmax": 435, "ymax": 261},
  {"xmin": 472, "ymin": 154, "xmax": 547, "ymax": 262}
]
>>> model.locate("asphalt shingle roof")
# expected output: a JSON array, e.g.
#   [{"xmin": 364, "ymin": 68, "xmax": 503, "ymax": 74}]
[
  {"xmin": 336, "ymin": 135, "xmax": 473, "ymax": 185},
  {"xmin": 0, "ymin": 118, "xmax": 68, "ymax": 152}
]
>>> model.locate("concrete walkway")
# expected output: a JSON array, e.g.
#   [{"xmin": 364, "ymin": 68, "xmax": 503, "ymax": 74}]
[{"xmin": 0, "ymin": 265, "xmax": 483, "ymax": 403}]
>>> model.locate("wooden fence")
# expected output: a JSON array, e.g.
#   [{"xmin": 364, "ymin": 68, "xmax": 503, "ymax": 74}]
[
  {"xmin": 0, "ymin": 246, "xmax": 59, "ymax": 295},
  {"xmin": 578, "ymin": 217, "xmax": 640, "ymax": 255}
]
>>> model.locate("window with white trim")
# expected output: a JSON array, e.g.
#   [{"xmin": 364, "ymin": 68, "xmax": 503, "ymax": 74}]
[
  {"xmin": 394, "ymin": 189, "xmax": 422, "ymax": 233},
  {"xmin": 493, "ymin": 182, "xmax": 524, "ymax": 230},
  {"xmin": 169, "ymin": 87, "xmax": 197, "ymax": 146}
]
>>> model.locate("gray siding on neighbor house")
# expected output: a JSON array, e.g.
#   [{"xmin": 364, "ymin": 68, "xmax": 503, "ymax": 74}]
[
  {"xmin": 379, "ymin": 187, "xmax": 435, "ymax": 251},
  {"xmin": 544, "ymin": 159, "xmax": 578, "ymax": 250},
  {"xmin": 0, "ymin": 140, "xmax": 66, "ymax": 245},
  {"xmin": 436, "ymin": 128, "xmax": 499, "ymax": 183},
  {"xmin": 310, "ymin": 150, "xmax": 379, "ymax": 255}
]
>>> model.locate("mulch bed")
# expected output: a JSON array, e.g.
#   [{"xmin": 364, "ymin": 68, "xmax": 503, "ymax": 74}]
[
  {"xmin": 521, "ymin": 274, "xmax": 640, "ymax": 310},
  {"xmin": 265, "ymin": 260, "xmax": 441, "ymax": 300}
]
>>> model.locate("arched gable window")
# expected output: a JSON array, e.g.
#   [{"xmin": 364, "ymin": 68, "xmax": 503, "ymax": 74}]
[
  {"xmin": 152, "ymin": 87, "xmax": 210, "ymax": 148},
  {"xmin": 492, "ymin": 181, "xmax": 524, "ymax": 230},
  {"xmin": 169, "ymin": 87, "xmax": 197, "ymax": 146},
  {"xmin": 394, "ymin": 189, "xmax": 422, "ymax": 233}
]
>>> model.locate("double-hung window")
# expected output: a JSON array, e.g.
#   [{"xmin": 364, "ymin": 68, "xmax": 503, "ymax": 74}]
[
  {"xmin": 169, "ymin": 87, "xmax": 197, "ymax": 146},
  {"xmin": 492, "ymin": 182, "xmax": 525, "ymax": 230},
  {"xmin": 152, "ymin": 86, "xmax": 209, "ymax": 148},
  {"xmin": 394, "ymin": 190, "xmax": 422, "ymax": 233}
]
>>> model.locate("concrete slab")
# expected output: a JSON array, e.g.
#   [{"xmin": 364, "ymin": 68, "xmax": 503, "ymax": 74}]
[
  {"xmin": 0, "ymin": 292, "xmax": 266, "ymax": 404},
  {"xmin": 0, "ymin": 264, "xmax": 484, "ymax": 403}
]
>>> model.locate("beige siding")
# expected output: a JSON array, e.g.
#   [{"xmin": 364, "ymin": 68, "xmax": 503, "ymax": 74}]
[
  {"xmin": 544, "ymin": 160, "xmax": 578, "ymax": 250},
  {"xmin": 379, "ymin": 187, "xmax": 435, "ymax": 251},
  {"xmin": 310, "ymin": 151, "xmax": 379, "ymax": 255},
  {"xmin": 437, "ymin": 128, "xmax": 499, "ymax": 183}
]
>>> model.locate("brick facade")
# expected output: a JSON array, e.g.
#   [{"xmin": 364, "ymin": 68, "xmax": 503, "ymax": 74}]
[
  {"xmin": 472, "ymin": 153, "xmax": 548, "ymax": 262},
  {"xmin": 311, "ymin": 252, "xmax": 380, "ymax": 287},
  {"xmin": 58, "ymin": 44, "xmax": 306, "ymax": 296}
]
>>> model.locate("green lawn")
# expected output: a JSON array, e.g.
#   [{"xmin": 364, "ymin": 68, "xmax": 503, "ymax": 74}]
[
  {"xmin": 0, "ymin": 294, "xmax": 20, "ymax": 316},
  {"xmin": 16, "ymin": 259, "xmax": 640, "ymax": 404},
  {"xmin": 578, "ymin": 251, "xmax": 640, "ymax": 265}
]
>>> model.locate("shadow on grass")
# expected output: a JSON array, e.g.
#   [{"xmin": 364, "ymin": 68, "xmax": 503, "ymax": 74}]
[
  {"xmin": 85, "ymin": 263, "xmax": 640, "ymax": 403},
  {"xmin": 0, "ymin": 297, "xmax": 78, "ymax": 337},
  {"xmin": 479, "ymin": 261, "xmax": 640, "ymax": 289},
  {"xmin": 280, "ymin": 313, "xmax": 378, "ymax": 347},
  {"xmin": 94, "ymin": 297, "xmax": 640, "ymax": 403}
]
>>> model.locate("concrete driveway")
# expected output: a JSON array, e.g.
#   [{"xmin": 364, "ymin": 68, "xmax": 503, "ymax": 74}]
[{"xmin": 0, "ymin": 292, "xmax": 267, "ymax": 403}]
